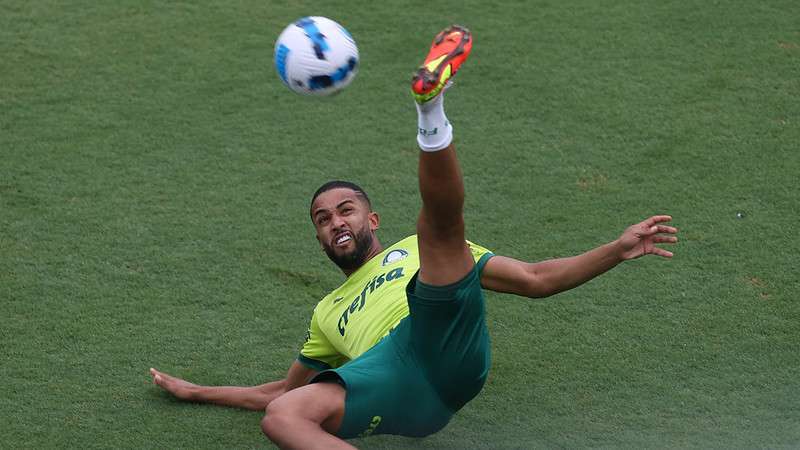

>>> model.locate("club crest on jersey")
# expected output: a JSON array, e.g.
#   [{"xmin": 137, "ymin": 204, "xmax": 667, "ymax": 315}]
[{"xmin": 382, "ymin": 249, "xmax": 408, "ymax": 266}]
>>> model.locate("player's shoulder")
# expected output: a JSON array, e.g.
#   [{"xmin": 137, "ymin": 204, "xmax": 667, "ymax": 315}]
[
  {"xmin": 389, "ymin": 234, "xmax": 418, "ymax": 249},
  {"xmin": 378, "ymin": 235, "xmax": 417, "ymax": 265},
  {"xmin": 383, "ymin": 234, "xmax": 491, "ymax": 260},
  {"xmin": 466, "ymin": 239, "xmax": 493, "ymax": 254}
]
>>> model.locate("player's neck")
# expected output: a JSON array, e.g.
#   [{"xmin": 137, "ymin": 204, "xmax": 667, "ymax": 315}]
[{"xmin": 342, "ymin": 239, "xmax": 384, "ymax": 278}]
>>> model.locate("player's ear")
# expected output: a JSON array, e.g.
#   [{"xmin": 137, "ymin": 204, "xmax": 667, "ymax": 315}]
[{"xmin": 368, "ymin": 211, "xmax": 380, "ymax": 231}]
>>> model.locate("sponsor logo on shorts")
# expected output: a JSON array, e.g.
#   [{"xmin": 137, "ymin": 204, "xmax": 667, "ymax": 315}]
[{"xmin": 359, "ymin": 415, "xmax": 382, "ymax": 437}]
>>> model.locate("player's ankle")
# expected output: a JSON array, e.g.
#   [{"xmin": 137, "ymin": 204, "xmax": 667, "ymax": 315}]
[
  {"xmin": 417, "ymin": 123, "xmax": 452, "ymax": 152},
  {"xmin": 416, "ymin": 93, "xmax": 451, "ymax": 152}
]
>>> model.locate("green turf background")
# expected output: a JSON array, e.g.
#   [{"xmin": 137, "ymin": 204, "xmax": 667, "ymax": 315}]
[{"xmin": 2, "ymin": 0, "xmax": 798, "ymax": 448}]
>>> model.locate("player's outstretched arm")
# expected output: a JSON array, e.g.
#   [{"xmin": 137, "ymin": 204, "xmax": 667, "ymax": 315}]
[
  {"xmin": 149, "ymin": 361, "xmax": 317, "ymax": 411},
  {"xmin": 480, "ymin": 215, "xmax": 678, "ymax": 298}
]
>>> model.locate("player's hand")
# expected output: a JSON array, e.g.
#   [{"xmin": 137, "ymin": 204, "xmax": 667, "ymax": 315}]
[
  {"xmin": 150, "ymin": 368, "xmax": 198, "ymax": 401},
  {"xmin": 617, "ymin": 215, "xmax": 678, "ymax": 260}
]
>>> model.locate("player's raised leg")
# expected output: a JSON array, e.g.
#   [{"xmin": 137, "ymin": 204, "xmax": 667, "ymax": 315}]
[{"xmin": 412, "ymin": 25, "xmax": 474, "ymax": 286}]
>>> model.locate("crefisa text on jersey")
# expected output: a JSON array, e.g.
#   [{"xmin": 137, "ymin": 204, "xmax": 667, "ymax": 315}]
[{"xmin": 337, "ymin": 267, "xmax": 405, "ymax": 336}]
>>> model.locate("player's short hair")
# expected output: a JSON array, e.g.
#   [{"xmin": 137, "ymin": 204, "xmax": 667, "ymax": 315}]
[{"xmin": 310, "ymin": 180, "xmax": 372, "ymax": 213}]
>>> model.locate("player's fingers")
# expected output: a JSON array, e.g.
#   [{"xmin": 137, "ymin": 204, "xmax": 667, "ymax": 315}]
[
  {"xmin": 651, "ymin": 247, "xmax": 674, "ymax": 258},
  {"xmin": 656, "ymin": 225, "xmax": 678, "ymax": 234},
  {"xmin": 653, "ymin": 235, "xmax": 678, "ymax": 244},
  {"xmin": 645, "ymin": 215, "xmax": 672, "ymax": 226},
  {"xmin": 150, "ymin": 368, "xmax": 170, "ymax": 385},
  {"xmin": 642, "ymin": 225, "xmax": 659, "ymax": 236}
]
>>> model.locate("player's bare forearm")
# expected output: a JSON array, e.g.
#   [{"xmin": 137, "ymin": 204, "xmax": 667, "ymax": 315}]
[
  {"xmin": 150, "ymin": 361, "xmax": 318, "ymax": 411},
  {"xmin": 481, "ymin": 216, "xmax": 678, "ymax": 298},
  {"xmin": 149, "ymin": 368, "xmax": 287, "ymax": 410},
  {"xmin": 192, "ymin": 380, "xmax": 288, "ymax": 411},
  {"xmin": 481, "ymin": 241, "xmax": 623, "ymax": 298},
  {"xmin": 523, "ymin": 240, "xmax": 624, "ymax": 296}
]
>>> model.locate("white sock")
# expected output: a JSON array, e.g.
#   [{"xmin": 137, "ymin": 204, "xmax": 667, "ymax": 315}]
[{"xmin": 415, "ymin": 93, "xmax": 452, "ymax": 152}]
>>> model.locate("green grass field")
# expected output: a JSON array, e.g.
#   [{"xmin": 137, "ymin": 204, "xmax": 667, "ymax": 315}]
[{"xmin": 2, "ymin": 1, "xmax": 799, "ymax": 448}]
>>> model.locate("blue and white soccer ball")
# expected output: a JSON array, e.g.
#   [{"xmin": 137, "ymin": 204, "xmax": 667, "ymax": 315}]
[{"xmin": 274, "ymin": 17, "xmax": 359, "ymax": 96}]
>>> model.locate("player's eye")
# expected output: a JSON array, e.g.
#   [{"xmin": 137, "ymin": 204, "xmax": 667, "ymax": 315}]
[{"xmin": 317, "ymin": 216, "xmax": 330, "ymax": 225}]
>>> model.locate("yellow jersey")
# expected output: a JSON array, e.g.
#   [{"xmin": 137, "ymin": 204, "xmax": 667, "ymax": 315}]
[{"xmin": 298, "ymin": 235, "xmax": 493, "ymax": 371}]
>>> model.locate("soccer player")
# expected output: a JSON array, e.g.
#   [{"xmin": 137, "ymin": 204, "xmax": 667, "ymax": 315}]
[{"xmin": 150, "ymin": 25, "xmax": 678, "ymax": 449}]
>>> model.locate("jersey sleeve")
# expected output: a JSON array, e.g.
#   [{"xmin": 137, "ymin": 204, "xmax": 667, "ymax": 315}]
[
  {"xmin": 466, "ymin": 240, "xmax": 494, "ymax": 274},
  {"xmin": 297, "ymin": 306, "xmax": 348, "ymax": 371}
]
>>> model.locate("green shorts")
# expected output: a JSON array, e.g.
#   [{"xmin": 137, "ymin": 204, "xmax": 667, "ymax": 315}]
[{"xmin": 310, "ymin": 254, "xmax": 493, "ymax": 439}]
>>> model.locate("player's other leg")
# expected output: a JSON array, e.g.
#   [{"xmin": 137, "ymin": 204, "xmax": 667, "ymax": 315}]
[
  {"xmin": 412, "ymin": 25, "xmax": 474, "ymax": 285},
  {"xmin": 261, "ymin": 382, "xmax": 353, "ymax": 450}
]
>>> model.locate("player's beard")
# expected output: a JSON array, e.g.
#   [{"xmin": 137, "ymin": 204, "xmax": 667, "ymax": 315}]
[{"xmin": 323, "ymin": 227, "xmax": 374, "ymax": 272}]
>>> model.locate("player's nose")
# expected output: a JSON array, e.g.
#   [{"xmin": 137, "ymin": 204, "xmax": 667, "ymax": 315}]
[{"xmin": 331, "ymin": 214, "xmax": 347, "ymax": 229}]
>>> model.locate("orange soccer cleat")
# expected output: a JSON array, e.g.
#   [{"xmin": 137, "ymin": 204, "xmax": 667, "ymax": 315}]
[{"xmin": 411, "ymin": 25, "xmax": 472, "ymax": 103}]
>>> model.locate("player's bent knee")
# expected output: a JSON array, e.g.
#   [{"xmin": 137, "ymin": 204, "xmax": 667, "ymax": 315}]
[
  {"xmin": 261, "ymin": 410, "xmax": 290, "ymax": 439},
  {"xmin": 262, "ymin": 395, "xmax": 296, "ymax": 436},
  {"xmin": 262, "ymin": 383, "xmax": 346, "ymax": 438}
]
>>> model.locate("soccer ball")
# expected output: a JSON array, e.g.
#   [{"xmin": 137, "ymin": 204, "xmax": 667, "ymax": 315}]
[{"xmin": 274, "ymin": 17, "xmax": 359, "ymax": 96}]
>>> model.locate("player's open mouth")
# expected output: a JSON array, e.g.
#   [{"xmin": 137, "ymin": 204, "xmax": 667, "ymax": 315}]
[{"xmin": 334, "ymin": 232, "xmax": 353, "ymax": 247}]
